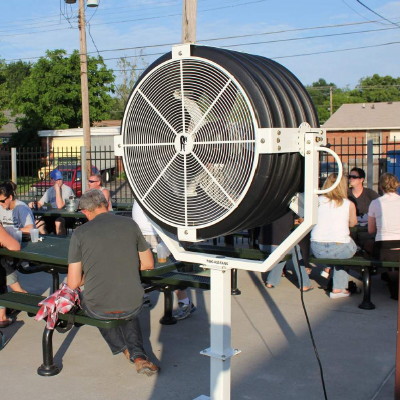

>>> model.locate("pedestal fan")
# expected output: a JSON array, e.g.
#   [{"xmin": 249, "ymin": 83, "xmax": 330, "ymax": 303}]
[{"xmin": 115, "ymin": 44, "xmax": 342, "ymax": 400}]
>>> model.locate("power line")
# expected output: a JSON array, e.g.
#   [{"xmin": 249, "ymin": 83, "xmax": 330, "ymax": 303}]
[
  {"xmin": 271, "ymin": 40, "xmax": 400, "ymax": 59},
  {"xmin": 341, "ymin": 0, "xmax": 387, "ymax": 26},
  {"xmin": 214, "ymin": 25, "xmax": 397, "ymax": 49},
  {"xmin": 0, "ymin": 0, "xmax": 268, "ymax": 37},
  {"xmin": 355, "ymin": 0, "xmax": 400, "ymax": 28}
]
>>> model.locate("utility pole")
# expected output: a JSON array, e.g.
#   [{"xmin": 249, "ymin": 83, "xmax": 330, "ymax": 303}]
[
  {"xmin": 182, "ymin": 0, "xmax": 197, "ymax": 43},
  {"xmin": 329, "ymin": 86, "xmax": 333, "ymax": 116},
  {"xmin": 78, "ymin": 0, "xmax": 91, "ymax": 177}
]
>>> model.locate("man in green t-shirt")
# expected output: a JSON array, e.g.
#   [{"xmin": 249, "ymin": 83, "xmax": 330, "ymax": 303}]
[{"xmin": 67, "ymin": 189, "xmax": 159, "ymax": 376}]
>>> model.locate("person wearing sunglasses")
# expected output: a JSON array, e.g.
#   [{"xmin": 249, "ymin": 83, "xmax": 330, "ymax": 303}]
[
  {"xmin": 347, "ymin": 167, "xmax": 379, "ymax": 253},
  {"xmin": 0, "ymin": 200, "xmax": 22, "ymax": 328},
  {"xmin": 87, "ymin": 174, "xmax": 112, "ymax": 211},
  {"xmin": 28, "ymin": 169, "xmax": 75, "ymax": 235},
  {"xmin": 0, "ymin": 181, "xmax": 30, "ymax": 294},
  {"xmin": 0, "ymin": 181, "xmax": 35, "ymax": 234},
  {"xmin": 347, "ymin": 167, "xmax": 379, "ymax": 221}
]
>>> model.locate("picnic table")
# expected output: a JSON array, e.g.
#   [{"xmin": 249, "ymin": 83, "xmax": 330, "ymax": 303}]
[{"xmin": 0, "ymin": 235, "xmax": 178, "ymax": 292}]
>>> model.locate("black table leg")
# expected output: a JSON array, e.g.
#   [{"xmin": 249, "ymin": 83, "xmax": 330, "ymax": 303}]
[
  {"xmin": 159, "ymin": 287, "xmax": 177, "ymax": 325},
  {"xmin": 359, "ymin": 267, "xmax": 376, "ymax": 310},
  {"xmin": 51, "ymin": 271, "xmax": 59, "ymax": 293},
  {"xmin": 37, "ymin": 327, "xmax": 61, "ymax": 376},
  {"xmin": 231, "ymin": 269, "xmax": 241, "ymax": 295}
]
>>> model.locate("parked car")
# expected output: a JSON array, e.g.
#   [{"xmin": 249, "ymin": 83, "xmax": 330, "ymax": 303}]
[
  {"xmin": 31, "ymin": 164, "xmax": 99, "ymax": 198},
  {"xmin": 319, "ymin": 161, "xmax": 338, "ymax": 187}
]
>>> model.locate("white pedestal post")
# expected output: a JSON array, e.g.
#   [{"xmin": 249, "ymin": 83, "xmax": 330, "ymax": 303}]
[{"xmin": 195, "ymin": 267, "xmax": 240, "ymax": 400}]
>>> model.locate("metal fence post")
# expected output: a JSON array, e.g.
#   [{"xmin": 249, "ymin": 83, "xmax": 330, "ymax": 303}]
[
  {"xmin": 367, "ymin": 139, "xmax": 374, "ymax": 189},
  {"xmin": 81, "ymin": 146, "xmax": 87, "ymax": 194},
  {"xmin": 11, "ymin": 147, "xmax": 17, "ymax": 183}
]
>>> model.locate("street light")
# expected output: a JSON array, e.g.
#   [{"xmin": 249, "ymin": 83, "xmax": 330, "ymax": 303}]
[{"xmin": 64, "ymin": 0, "xmax": 98, "ymax": 180}]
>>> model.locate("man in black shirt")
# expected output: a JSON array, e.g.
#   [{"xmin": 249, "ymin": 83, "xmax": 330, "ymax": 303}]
[
  {"xmin": 67, "ymin": 189, "xmax": 159, "ymax": 376},
  {"xmin": 347, "ymin": 167, "xmax": 379, "ymax": 218}
]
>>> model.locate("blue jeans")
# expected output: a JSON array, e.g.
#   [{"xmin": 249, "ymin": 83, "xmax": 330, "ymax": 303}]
[
  {"xmin": 310, "ymin": 240, "xmax": 357, "ymax": 291},
  {"xmin": 80, "ymin": 294, "xmax": 147, "ymax": 361},
  {"xmin": 259, "ymin": 244, "xmax": 311, "ymax": 288}
]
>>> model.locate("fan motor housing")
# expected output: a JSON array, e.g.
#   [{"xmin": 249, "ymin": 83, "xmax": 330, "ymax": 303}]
[{"xmin": 120, "ymin": 44, "xmax": 319, "ymax": 241}]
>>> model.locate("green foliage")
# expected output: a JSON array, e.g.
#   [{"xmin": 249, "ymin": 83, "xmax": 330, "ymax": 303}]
[
  {"xmin": 306, "ymin": 78, "xmax": 336, "ymax": 124},
  {"xmin": 112, "ymin": 56, "xmax": 147, "ymax": 119},
  {"xmin": 0, "ymin": 60, "xmax": 8, "ymax": 128},
  {"xmin": 3, "ymin": 60, "xmax": 31, "ymax": 96},
  {"xmin": 306, "ymin": 74, "xmax": 400, "ymax": 124},
  {"xmin": 0, "ymin": 84, "xmax": 8, "ymax": 128},
  {"xmin": 9, "ymin": 49, "xmax": 115, "ymax": 145},
  {"xmin": 351, "ymin": 74, "xmax": 400, "ymax": 103}
]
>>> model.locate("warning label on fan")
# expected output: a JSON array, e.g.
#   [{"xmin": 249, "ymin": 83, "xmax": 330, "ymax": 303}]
[{"xmin": 206, "ymin": 259, "xmax": 229, "ymax": 266}]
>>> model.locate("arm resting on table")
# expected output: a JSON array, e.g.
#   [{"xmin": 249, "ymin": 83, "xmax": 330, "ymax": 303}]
[
  {"xmin": 0, "ymin": 225, "xmax": 21, "ymax": 251},
  {"xmin": 139, "ymin": 249, "xmax": 154, "ymax": 271}
]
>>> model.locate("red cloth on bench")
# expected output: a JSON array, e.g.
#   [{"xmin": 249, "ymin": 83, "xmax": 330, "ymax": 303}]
[{"xmin": 35, "ymin": 283, "xmax": 80, "ymax": 330}]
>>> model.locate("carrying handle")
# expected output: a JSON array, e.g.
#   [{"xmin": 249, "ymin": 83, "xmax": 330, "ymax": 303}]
[{"xmin": 315, "ymin": 147, "xmax": 343, "ymax": 195}]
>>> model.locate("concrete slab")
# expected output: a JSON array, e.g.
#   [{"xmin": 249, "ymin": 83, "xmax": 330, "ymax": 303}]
[{"xmin": 0, "ymin": 265, "xmax": 397, "ymax": 400}]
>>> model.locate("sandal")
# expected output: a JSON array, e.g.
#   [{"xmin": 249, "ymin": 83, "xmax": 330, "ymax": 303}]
[
  {"xmin": 265, "ymin": 283, "xmax": 274, "ymax": 288},
  {"xmin": 0, "ymin": 318, "xmax": 14, "ymax": 328},
  {"xmin": 301, "ymin": 286, "xmax": 314, "ymax": 292}
]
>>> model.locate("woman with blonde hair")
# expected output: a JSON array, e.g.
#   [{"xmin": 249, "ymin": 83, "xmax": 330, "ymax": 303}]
[
  {"xmin": 368, "ymin": 173, "xmax": 400, "ymax": 299},
  {"xmin": 311, "ymin": 173, "xmax": 358, "ymax": 298}
]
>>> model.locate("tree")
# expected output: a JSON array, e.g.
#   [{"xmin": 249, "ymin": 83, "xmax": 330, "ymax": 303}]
[
  {"xmin": 3, "ymin": 60, "xmax": 31, "ymax": 97},
  {"xmin": 111, "ymin": 55, "xmax": 147, "ymax": 120},
  {"xmin": 9, "ymin": 49, "xmax": 115, "ymax": 146},
  {"xmin": 306, "ymin": 78, "xmax": 336, "ymax": 124},
  {"xmin": 0, "ymin": 60, "xmax": 9, "ymax": 128},
  {"xmin": 350, "ymin": 74, "xmax": 400, "ymax": 103}
]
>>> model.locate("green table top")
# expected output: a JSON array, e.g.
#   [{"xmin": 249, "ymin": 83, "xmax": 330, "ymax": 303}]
[
  {"xmin": 33, "ymin": 208, "xmax": 85, "ymax": 219},
  {"xmin": 0, "ymin": 235, "xmax": 177, "ymax": 276},
  {"xmin": 0, "ymin": 235, "xmax": 70, "ymax": 266}
]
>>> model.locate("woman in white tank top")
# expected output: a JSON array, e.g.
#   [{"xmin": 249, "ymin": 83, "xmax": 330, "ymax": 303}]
[{"xmin": 311, "ymin": 174, "xmax": 357, "ymax": 299}]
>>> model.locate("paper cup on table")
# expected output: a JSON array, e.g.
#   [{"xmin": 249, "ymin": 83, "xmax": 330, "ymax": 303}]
[{"xmin": 30, "ymin": 228, "xmax": 39, "ymax": 243}]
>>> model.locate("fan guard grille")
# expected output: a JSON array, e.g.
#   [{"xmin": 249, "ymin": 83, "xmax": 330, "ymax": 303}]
[{"xmin": 122, "ymin": 58, "xmax": 257, "ymax": 229}]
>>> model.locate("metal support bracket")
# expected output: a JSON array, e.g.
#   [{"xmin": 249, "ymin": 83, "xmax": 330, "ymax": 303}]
[
  {"xmin": 200, "ymin": 347, "xmax": 241, "ymax": 361},
  {"xmin": 172, "ymin": 43, "xmax": 192, "ymax": 59},
  {"xmin": 257, "ymin": 123, "xmax": 326, "ymax": 155},
  {"xmin": 114, "ymin": 135, "xmax": 124, "ymax": 156}
]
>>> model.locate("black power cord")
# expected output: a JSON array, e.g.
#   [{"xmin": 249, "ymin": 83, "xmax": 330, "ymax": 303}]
[{"xmin": 295, "ymin": 246, "xmax": 328, "ymax": 400}]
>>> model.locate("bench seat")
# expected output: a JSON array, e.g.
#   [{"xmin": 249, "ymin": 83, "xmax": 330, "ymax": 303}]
[
  {"xmin": 0, "ymin": 292, "xmax": 127, "ymax": 376},
  {"xmin": 0, "ymin": 292, "xmax": 127, "ymax": 328},
  {"xmin": 309, "ymin": 256, "xmax": 399, "ymax": 309}
]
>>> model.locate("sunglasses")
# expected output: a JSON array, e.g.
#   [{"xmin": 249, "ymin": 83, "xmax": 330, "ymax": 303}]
[
  {"xmin": 348, "ymin": 175, "xmax": 361, "ymax": 179},
  {"xmin": 0, "ymin": 197, "xmax": 9, "ymax": 203},
  {"xmin": 88, "ymin": 180, "xmax": 100, "ymax": 183}
]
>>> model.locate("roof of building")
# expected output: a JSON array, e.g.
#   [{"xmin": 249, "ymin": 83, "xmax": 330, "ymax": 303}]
[{"xmin": 322, "ymin": 101, "xmax": 400, "ymax": 131}]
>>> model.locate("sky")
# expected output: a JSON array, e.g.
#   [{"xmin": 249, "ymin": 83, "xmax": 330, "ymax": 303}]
[{"xmin": 0, "ymin": 0, "xmax": 399, "ymax": 89}]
